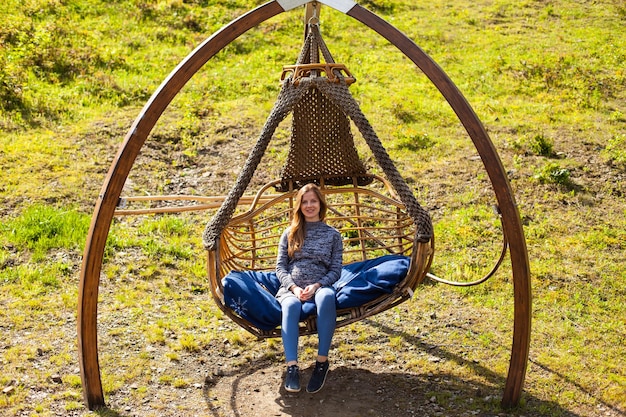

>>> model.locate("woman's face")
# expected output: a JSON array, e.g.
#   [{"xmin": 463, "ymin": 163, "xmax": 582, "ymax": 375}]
[{"xmin": 300, "ymin": 190, "xmax": 321, "ymax": 222}]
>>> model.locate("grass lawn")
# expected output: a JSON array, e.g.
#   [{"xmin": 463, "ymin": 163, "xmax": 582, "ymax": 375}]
[{"xmin": 1, "ymin": 1, "xmax": 625, "ymax": 416}]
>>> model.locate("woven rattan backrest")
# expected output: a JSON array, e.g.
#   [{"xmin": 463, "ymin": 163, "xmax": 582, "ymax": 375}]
[{"xmin": 212, "ymin": 176, "xmax": 416, "ymax": 279}]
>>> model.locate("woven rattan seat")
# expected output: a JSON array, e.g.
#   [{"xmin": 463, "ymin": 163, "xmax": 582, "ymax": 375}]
[
  {"xmin": 201, "ymin": 24, "xmax": 433, "ymax": 337},
  {"xmin": 207, "ymin": 175, "xmax": 433, "ymax": 338}
]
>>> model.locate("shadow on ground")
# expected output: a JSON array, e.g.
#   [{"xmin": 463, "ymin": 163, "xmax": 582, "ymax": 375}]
[
  {"xmin": 198, "ymin": 361, "xmax": 582, "ymax": 417},
  {"xmin": 93, "ymin": 320, "xmax": 623, "ymax": 417}
]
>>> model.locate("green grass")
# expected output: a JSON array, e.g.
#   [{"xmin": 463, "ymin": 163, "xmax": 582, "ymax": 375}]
[
  {"xmin": 1, "ymin": 0, "xmax": 625, "ymax": 416},
  {"xmin": 1, "ymin": 204, "xmax": 89, "ymax": 259}
]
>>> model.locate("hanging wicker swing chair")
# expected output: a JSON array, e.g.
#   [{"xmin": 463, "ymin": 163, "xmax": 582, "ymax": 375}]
[
  {"xmin": 203, "ymin": 22, "xmax": 435, "ymax": 339},
  {"xmin": 77, "ymin": 0, "xmax": 531, "ymax": 411}
]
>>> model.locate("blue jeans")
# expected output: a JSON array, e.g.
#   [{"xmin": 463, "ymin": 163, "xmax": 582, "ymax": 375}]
[{"xmin": 280, "ymin": 286, "xmax": 337, "ymax": 363}]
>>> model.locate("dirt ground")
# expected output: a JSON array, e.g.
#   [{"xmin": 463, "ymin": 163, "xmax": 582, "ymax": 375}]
[
  {"xmin": 88, "ymin": 316, "xmax": 624, "ymax": 417},
  {"xmin": 202, "ymin": 361, "xmax": 482, "ymax": 417},
  {"xmin": 96, "ymin": 326, "xmax": 519, "ymax": 417}
]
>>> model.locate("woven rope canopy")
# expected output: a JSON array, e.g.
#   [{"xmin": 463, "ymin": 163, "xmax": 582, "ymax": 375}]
[{"xmin": 203, "ymin": 24, "xmax": 432, "ymax": 250}]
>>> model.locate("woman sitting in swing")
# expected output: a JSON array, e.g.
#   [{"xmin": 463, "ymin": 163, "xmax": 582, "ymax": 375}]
[{"xmin": 275, "ymin": 183, "xmax": 343, "ymax": 393}]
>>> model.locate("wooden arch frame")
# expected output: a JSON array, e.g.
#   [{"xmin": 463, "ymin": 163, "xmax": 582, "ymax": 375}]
[{"xmin": 78, "ymin": 0, "xmax": 531, "ymax": 410}]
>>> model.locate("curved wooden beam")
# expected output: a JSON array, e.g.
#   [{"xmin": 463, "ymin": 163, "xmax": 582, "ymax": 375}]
[
  {"xmin": 77, "ymin": 1, "xmax": 285, "ymax": 409},
  {"xmin": 78, "ymin": 0, "xmax": 530, "ymax": 410},
  {"xmin": 344, "ymin": 5, "xmax": 531, "ymax": 407}
]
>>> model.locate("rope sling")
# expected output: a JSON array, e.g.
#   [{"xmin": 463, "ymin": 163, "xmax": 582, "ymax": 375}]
[
  {"xmin": 203, "ymin": 24, "xmax": 432, "ymax": 250},
  {"xmin": 202, "ymin": 23, "xmax": 434, "ymax": 338}
]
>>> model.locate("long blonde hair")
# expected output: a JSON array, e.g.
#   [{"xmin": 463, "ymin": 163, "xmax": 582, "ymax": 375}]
[{"xmin": 287, "ymin": 183, "xmax": 327, "ymax": 257}]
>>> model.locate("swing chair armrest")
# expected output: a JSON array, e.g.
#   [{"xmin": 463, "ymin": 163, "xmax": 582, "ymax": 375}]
[
  {"xmin": 405, "ymin": 232, "xmax": 435, "ymax": 291},
  {"xmin": 207, "ymin": 241, "xmax": 225, "ymax": 302}
]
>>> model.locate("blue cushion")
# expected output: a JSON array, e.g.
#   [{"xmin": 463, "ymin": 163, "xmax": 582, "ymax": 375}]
[
  {"xmin": 222, "ymin": 271, "xmax": 282, "ymax": 331},
  {"xmin": 222, "ymin": 255, "xmax": 411, "ymax": 330},
  {"xmin": 234, "ymin": 270, "xmax": 281, "ymax": 295},
  {"xmin": 334, "ymin": 254, "xmax": 410, "ymax": 309}
]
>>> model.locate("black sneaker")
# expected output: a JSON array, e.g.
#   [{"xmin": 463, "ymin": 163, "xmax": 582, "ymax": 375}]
[
  {"xmin": 306, "ymin": 360, "xmax": 329, "ymax": 393},
  {"xmin": 284, "ymin": 365, "xmax": 301, "ymax": 392}
]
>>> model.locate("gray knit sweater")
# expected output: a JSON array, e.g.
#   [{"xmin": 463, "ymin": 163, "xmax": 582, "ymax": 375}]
[{"xmin": 275, "ymin": 221, "xmax": 343, "ymax": 301}]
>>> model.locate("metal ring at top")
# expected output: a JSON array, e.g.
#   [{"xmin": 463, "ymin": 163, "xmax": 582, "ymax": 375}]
[{"xmin": 307, "ymin": 1, "xmax": 320, "ymax": 25}]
